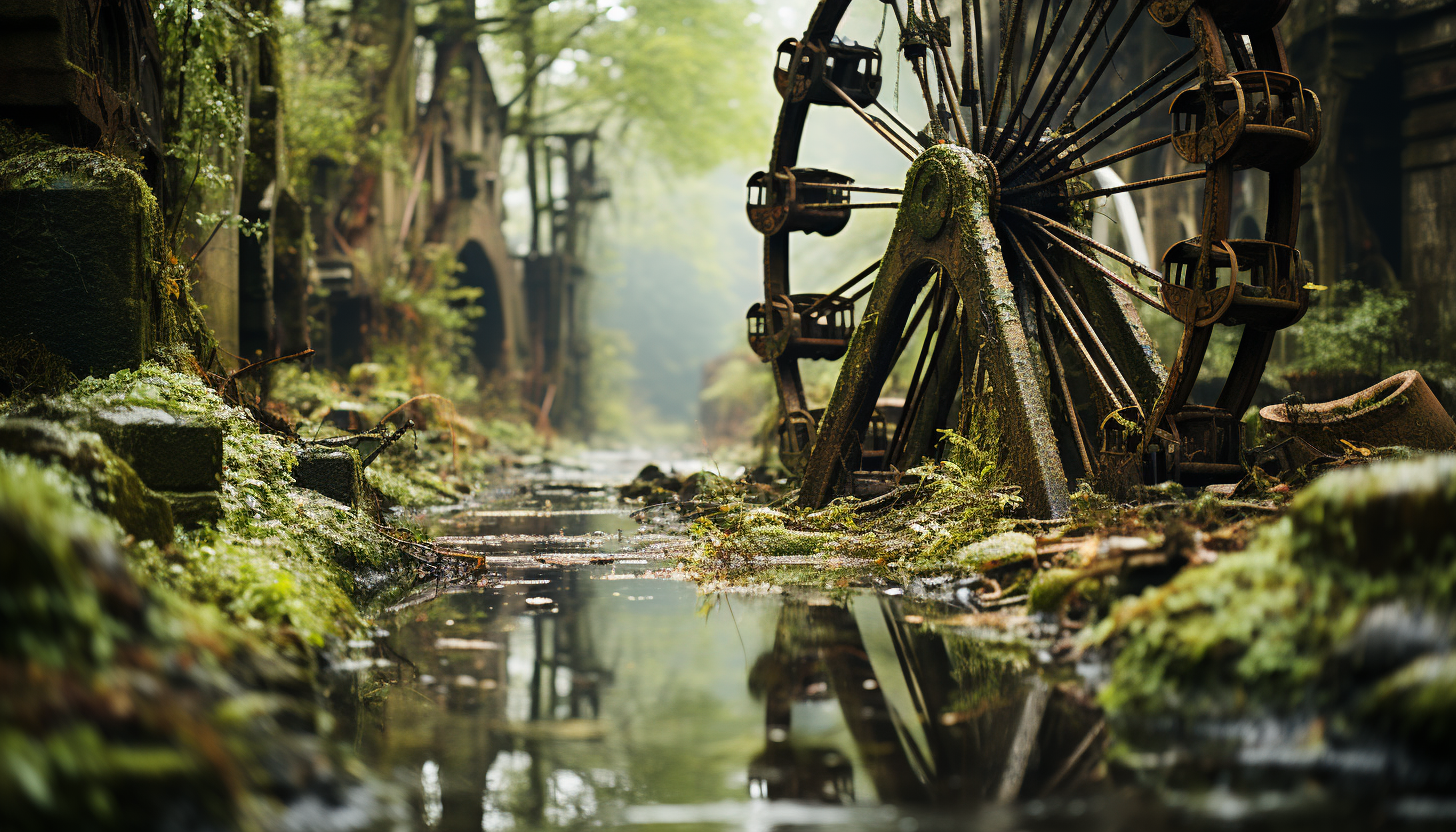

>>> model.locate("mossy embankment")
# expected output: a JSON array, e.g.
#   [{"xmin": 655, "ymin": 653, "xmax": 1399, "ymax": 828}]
[
  {"xmin": 673, "ymin": 435, "xmax": 1456, "ymax": 787},
  {"xmin": 1090, "ymin": 454, "xmax": 1456, "ymax": 778},
  {"xmin": 0, "ymin": 362, "xmax": 483, "ymax": 828}
]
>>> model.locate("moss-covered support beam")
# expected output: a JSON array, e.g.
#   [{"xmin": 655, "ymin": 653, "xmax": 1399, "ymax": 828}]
[{"xmin": 799, "ymin": 146, "xmax": 1070, "ymax": 518}]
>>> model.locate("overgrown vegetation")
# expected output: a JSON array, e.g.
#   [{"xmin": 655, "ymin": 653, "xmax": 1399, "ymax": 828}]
[
  {"xmin": 0, "ymin": 373, "xmax": 405, "ymax": 826},
  {"xmin": 1089, "ymin": 454, "xmax": 1456, "ymax": 765},
  {"xmin": 685, "ymin": 430, "xmax": 1025, "ymax": 584}
]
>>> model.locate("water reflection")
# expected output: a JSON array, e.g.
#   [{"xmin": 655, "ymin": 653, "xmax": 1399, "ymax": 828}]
[
  {"xmin": 343, "ymin": 487, "xmax": 1111, "ymax": 831},
  {"xmin": 747, "ymin": 597, "xmax": 1102, "ymax": 809}
]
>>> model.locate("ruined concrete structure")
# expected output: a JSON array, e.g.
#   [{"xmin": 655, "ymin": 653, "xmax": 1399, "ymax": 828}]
[
  {"xmin": 1284, "ymin": 0, "xmax": 1456, "ymax": 363},
  {"xmin": 280, "ymin": 0, "xmax": 606, "ymax": 434},
  {"xmin": 0, "ymin": 0, "xmax": 174, "ymax": 379},
  {"xmin": 0, "ymin": 0, "xmax": 602, "ymax": 434}
]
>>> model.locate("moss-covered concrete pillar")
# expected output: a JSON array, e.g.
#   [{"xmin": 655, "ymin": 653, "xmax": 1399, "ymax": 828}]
[{"xmin": 0, "ymin": 138, "xmax": 160, "ymax": 378}]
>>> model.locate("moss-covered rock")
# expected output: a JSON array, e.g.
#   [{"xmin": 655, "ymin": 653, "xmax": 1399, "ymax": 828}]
[
  {"xmin": 1028, "ymin": 567, "xmax": 1084, "ymax": 613},
  {"xmin": 1363, "ymin": 653, "xmax": 1456, "ymax": 750},
  {"xmin": 1286, "ymin": 453, "xmax": 1456, "ymax": 580},
  {"xmin": 294, "ymin": 445, "xmax": 366, "ymax": 507},
  {"xmin": 87, "ymin": 406, "xmax": 223, "ymax": 492},
  {"xmin": 1091, "ymin": 454, "xmax": 1456, "ymax": 780},
  {"xmin": 954, "ymin": 531, "xmax": 1036, "ymax": 568},
  {"xmin": 0, "ymin": 420, "xmax": 173, "ymax": 544},
  {"xmin": 0, "ymin": 447, "xmax": 381, "ymax": 829},
  {"xmin": 6, "ymin": 362, "xmax": 398, "ymax": 641}
]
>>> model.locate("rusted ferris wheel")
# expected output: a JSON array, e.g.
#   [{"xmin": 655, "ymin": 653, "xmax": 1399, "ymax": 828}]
[{"xmin": 745, "ymin": 0, "xmax": 1320, "ymax": 517}]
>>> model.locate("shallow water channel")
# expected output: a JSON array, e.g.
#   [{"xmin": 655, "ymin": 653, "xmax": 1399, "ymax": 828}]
[{"xmin": 333, "ymin": 458, "xmax": 1441, "ymax": 832}]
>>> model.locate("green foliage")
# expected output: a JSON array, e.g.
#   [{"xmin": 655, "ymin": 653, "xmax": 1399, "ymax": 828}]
[
  {"xmin": 0, "ymin": 425, "xmax": 379, "ymax": 828},
  {"xmin": 26, "ymin": 363, "xmax": 392, "ymax": 641},
  {"xmin": 1090, "ymin": 542, "xmax": 1351, "ymax": 719},
  {"xmin": 1069, "ymin": 481, "xmax": 1117, "ymax": 527},
  {"xmin": 691, "ymin": 429, "xmax": 1022, "ymax": 579},
  {"xmin": 492, "ymin": 0, "xmax": 767, "ymax": 172},
  {"xmin": 154, "ymin": 0, "xmax": 270, "ymax": 234},
  {"xmin": 0, "ymin": 454, "xmax": 127, "ymax": 670},
  {"xmin": 1027, "ymin": 567, "xmax": 1084, "ymax": 613},
  {"xmin": 373, "ymin": 244, "xmax": 485, "ymax": 404},
  {"xmin": 954, "ymin": 531, "xmax": 1035, "ymax": 567},
  {"xmin": 278, "ymin": 11, "xmax": 385, "ymax": 194},
  {"xmin": 0, "ymin": 454, "xmax": 224, "ymax": 825},
  {"xmin": 1287, "ymin": 284, "xmax": 1410, "ymax": 376}
]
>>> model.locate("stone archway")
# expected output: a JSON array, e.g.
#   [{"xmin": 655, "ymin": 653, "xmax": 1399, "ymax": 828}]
[{"xmin": 458, "ymin": 240, "xmax": 506, "ymax": 372}]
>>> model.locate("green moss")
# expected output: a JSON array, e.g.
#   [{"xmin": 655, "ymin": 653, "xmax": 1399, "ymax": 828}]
[
  {"xmin": 1028, "ymin": 567, "xmax": 1084, "ymax": 613},
  {"xmin": 0, "ymin": 455, "xmax": 228, "ymax": 824},
  {"xmin": 1090, "ymin": 455, "xmax": 1456, "ymax": 744},
  {"xmin": 0, "ymin": 453, "xmax": 129, "ymax": 669},
  {"xmin": 0, "ymin": 337, "xmax": 76, "ymax": 399},
  {"xmin": 0, "ymin": 423, "xmax": 174, "ymax": 544},
  {"xmin": 1090, "ymin": 543, "xmax": 1352, "ymax": 719},
  {"xmin": 1070, "ymin": 481, "xmax": 1117, "ymax": 526},
  {"xmin": 366, "ymin": 458, "xmax": 457, "ymax": 507},
  {"xmin": 954, "ymin": 531, "xmax": 1036, "ymax": 568},
  {"xmin": 1363, "ymin": 654, "xmax": 1456, "ymax": 749},
  {"xmin": 10, "ymin": 363, "xmax": 398, "ymax": 642},
  {"xmin": 692, "ymin": 428, "xmax": 1024, "ymax": 582},
  {"xmin": 0, "ymin": 435, "xmax": 383, "ymax": 828},
  {"xmin": 31, "ymin": 363, "xmax": 233, "ymax": 426},
  {"xmin": 1284, "ymin": 453, "xmax": 1456, "ymax": 585}
]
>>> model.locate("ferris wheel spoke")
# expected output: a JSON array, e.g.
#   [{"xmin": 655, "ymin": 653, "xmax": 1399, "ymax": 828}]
[
  {"xmin": 912, "ymin": 57, "xmax": 943, "ymax": 134},
  {"xmin": 921, "ymin": 0, "xmax": 971, "ymax": 145},
  {"xmin": 958, "ymin": 0, "xmax": 985, "ymax": 138},
  {"xmin": 1225, "ymin": 30, "xmax": 1256, "ymax": 70},
  {"xmin": 825, "ymin": 78, "xmax": 920, "ymax": 160},
  {"xmin": 1002, "ymin": 133, "xmax": 1171, "ymax": 196},
  {"xmin": 1035, "ymin": 295, "xmax": 1097, "ymax": 476},
  {"xmin": 987, "ymin": 0, "xmax": 1075, "ymax": 162},
  {"xmin": 930, "ymin": 40, "xmax": 972, "ymax": 145},
  {"xmin": 802, "ymin": 260, "xmax": 883, "ymax": 319},
  {"xmin": 1010, "ymin": 56, "xmax": 1196, "ymax": 181},
  {"xmin": 1065, "ymin": 169, "xmax": 1206, "ymax": 201},
  {"xmin": 1024, "ymin": 0, "xmax": 1056, "ymax": 80},
  {"xmin": 1009, "ymin": 205, "xmax": 1166, "ymax": 285},
  {"xmin": 892, "ymin": 282, "xmax": 940, "ymax": 368},
  {"xmin": 1034, "ymin": 65, "xmax": 1198, "ymax": 178},
  {"xmin": 961, "ymin": 0, "xmax": 988, "ymax": 119},
  {"xmin": 1060, "ymin": 0, "xmax": 1155, "ymax": 127},
  {"xmin": 887, "ymin": 274, "xmax": 955, "ymax": 465},
  {"xmin": 799, "ymin": 201, "xmax": 902, "ymax": 209},
  {"xmin": 872, "ymin": 100, "xmax": 926, "ymax": 150},
  {"xmin": 1011, "ymin": 210, "xmax": 1168, "ymax": 311},
  {"xmin": 1007, "ymin": 0, "xmax": 1120, "ymax": 167},
  {"xmin": 1005, "ymin": 228, "xmax": 1129, "ymax": 410},
  {"xmin": 981, "ymin": 0, "xmax": 1027, "ymax": 154},
  {"xmin": 1019, "ymin": 228, "xmax": 1144, "ymax": 408}
]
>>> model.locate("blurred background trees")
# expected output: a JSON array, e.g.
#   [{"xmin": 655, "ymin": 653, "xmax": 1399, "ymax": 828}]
[{"xmin": 150, "ymin": 0, "xmax": 768, "ymax": 444}]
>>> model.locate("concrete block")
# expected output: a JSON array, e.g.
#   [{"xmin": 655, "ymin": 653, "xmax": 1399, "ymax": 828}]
[
  {"xmin": 0, "ymin": 418, "xmax": 174, "ymax": 544},
  {"xmin": 158, "ymin": 491, "xmax": 225, "ymax": 529},
  {"xmin": 293, "ymin": 445, "xmax": 365, "ymax": 507},
  {"xmin": 90, "ymin": 406, "xmax": 223, "ymax": 492},
  {"xmin": 0, "ymin": 181, "xmax": 153, "ymax": 377}
]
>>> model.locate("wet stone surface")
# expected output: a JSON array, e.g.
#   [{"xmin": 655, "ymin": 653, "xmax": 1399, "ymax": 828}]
[{"xmin": 329, "ymin": 458, "xmax": 1456, "ymax": 832}]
